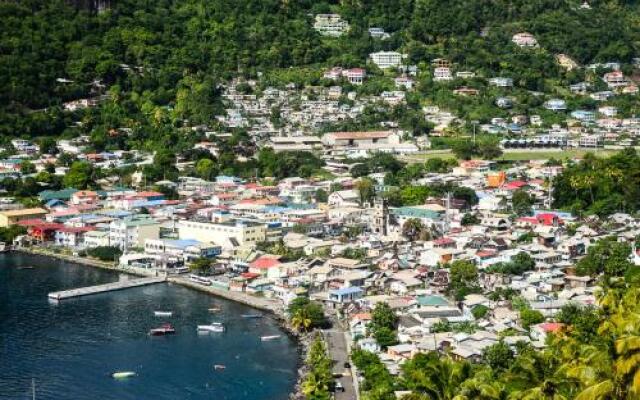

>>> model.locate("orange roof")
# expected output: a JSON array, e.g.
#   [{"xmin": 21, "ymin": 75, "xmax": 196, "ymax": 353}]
[
  {"xmin": 250, "ymin": 256, "xmax": 282, "ymax": 269},
  {"xmin": 352, "ymin": 313, "xmax": 372, "ymax": 321}
]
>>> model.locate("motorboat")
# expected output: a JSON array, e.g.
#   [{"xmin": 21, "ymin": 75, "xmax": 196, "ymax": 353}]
[
  {"xmin": 208, "ymin": 307, "xmax": 221, "ymax": 313},
  {"xmin": 261, "ymin": 335, "xmax": 281, "ymax": 341},
  {"xmin": 190, "ymin": 274, "xmax": 212, "ymax": 286},
  {"xmin": 0, "ymin": 242, "xmax": 7, "ymax": 252},
  {"xmin": 112, "ymin": 371, "xmax": 136, "ymax": 379},
  {"xmin": 154, "ymin": 311, "xmax": 173, "ymax": 317},
  {"xmin": 149, "ymin": 324, "xmax": 176, "ymax": 336},
  {"xmin": 197, "ymin": 322, "xmax": 225, "ymax": 333},
  {"xmin": 213, "ymin": 364, "xmax": 226, "ymax": 371}
]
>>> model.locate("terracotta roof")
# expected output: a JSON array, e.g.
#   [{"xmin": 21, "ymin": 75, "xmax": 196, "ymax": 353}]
[{"xmin": 250, "ymin": 256, "xmax": 282, "ymax": 269}]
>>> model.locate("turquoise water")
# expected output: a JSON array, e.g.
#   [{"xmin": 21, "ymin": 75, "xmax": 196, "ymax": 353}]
[{"xmin": 0, "ymin": 253, "xmax": 298, "ymax": 399}]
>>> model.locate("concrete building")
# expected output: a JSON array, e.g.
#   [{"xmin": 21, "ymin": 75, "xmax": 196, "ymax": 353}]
[
  {"xmin": 369, "ymin": 51, "xmax": 404, "ymax": 69},
  {"xmin": 177, "ymin": 220, "xmax": 266, "ymax": 249},
  {"xmin": 313, "ymin": 14, "xmax": 349, "ymax": 36},
  {"xmin": 109, "ymin": 216, "xmax": 162, "ymax": 250},
  {"xmin": 0, "ymin": 208, "xmax": 48, "ymax": 228}
]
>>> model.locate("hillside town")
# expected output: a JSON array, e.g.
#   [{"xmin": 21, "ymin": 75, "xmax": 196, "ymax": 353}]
[{"xmin": 2, "ymin": 124, "xmax": 640, "ymax": 389}]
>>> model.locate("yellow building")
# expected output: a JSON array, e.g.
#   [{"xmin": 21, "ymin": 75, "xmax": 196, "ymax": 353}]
[
  {"xmin": 177, "ymin": 220, "xmax": 266, "ymax": 250},
  {"xmin": 0, "ymin": 208, "xmax": 48, "ymax": 228}
]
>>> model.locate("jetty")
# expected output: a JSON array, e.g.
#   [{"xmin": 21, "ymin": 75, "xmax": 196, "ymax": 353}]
[{"xmin": 48, "ymin": 277, "xmax": 165, "ymax": 300}]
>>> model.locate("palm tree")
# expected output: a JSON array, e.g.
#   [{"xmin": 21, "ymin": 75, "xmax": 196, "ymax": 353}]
[
  {"xmin": 301, "ymin": 370, "xmax": 329, "ymax": 399},
  {"xmin": 453, "ymin": 369, "xmax": 506, "ymax": 400},
  {"xmin": 291, "ymin": 308, "xmax": 312, "ymax": 332},
  {"xmin": 402, "ymin": 218, "xmax": 425, "ymax": 241},
  {"xmin": 401, "ymin": 352, "xmax": 472, "ymax": 400}
]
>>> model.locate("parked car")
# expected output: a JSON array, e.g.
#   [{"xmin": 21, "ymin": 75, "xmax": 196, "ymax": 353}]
[{"xmin": 335, "ymin": 381, "xmax": 344, "ymax": 392}]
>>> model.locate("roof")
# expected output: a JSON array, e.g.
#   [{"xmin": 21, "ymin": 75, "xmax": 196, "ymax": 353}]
[
  {"xmin": 329, "ymin": 286, "xmax": 363, "ymax": 296},
  {"xmin": 250, "ymin": 256, "xmax": 282, "ymax": 269},
  {"xmin": 417, "ymin": 295, "xmax": 449, "ymax": 307},
  {"xmin": 328, "ymin": 131, "xmax": 392, "ymax": 140},
  {"xmin": 0, "ymin": 208, "xmax": 48, "ymax": 217},
  {"xmin": 38, "ymin": 188, "xmax": 78, "ymax": 201}
]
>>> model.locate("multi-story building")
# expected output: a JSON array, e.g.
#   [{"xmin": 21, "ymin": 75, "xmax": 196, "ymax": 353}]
[
  {"xmin": 313, "ymin": 14, "xmax": 349, "ymax": 36},
  {"xmin": 109, "ymin": 215, "xmax": 162, "ymax": 250},
  {"xmin": 177, "ymin": 220, "xmax": 267, "ymax": 249},
  {"xmin": 369, "ymin": 51, "xmax": 404, "ymax": 69}
]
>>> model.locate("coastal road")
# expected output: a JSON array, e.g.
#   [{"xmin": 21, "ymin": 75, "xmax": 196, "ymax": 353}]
[{"xmin": 322, "ymin": 328, "xmax": 357, "ymax": 400}]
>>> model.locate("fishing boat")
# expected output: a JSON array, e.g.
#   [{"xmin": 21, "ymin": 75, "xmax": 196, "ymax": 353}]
[
  {"xmin": 241, "ymin": 314, "xmax": 262, "ymax": 319},
  {"xmin": 149, "ymin": 323, "xmax": 176, "ymax": 336},
  {"xmin": 154, "ymin": 311, "xmax": 173, "ymax": 317},
  {"xmin": 197, "ymin": 322, "xmax": 225, "ymax": 333},
  {"xmin": 213, "ymin": 364, "xmax": 226, "ymax": 371},
  {"xmin": 261, "ymin": 335, "xmax": 281, "ymax": 341},
  {"xmin": 111, "ymin": 371, "xmax": 136, "ymax": 379}
]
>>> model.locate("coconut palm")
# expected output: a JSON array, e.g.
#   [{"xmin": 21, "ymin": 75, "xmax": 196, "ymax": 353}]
[
  {"xmin": 401, "ymin": 352, "xmax": 472, "ymax": 400},
  {"xmin": 453, "ymin": 369, "xmax": 507, "ymax": 400},
  {"xmin": 291, "ymin": 308, "xmax": 312, "ymax": 332}
]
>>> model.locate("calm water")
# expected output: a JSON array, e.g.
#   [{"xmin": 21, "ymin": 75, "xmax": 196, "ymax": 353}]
[{"xmin": 0, "ymin": 253, "xmax": 298, "ymax": 400}]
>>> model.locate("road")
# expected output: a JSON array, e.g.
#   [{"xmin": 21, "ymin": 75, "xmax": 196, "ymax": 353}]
[{"xmin": 322, "ymin": 328, "xmax": 358, "ymax": 400}]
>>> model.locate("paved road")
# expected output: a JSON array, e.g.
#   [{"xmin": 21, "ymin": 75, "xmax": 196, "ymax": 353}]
[{"xmin": 322, "ymin": 329, "xmax": 357, "ymax": 400}]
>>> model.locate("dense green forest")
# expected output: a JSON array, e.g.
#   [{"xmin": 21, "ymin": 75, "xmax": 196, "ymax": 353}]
[{"xmin": 2, "ymin": 0, "xmax": 640, "ymax": 146}]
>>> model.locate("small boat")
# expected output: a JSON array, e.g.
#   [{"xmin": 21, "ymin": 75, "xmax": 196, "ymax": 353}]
[
  {"xmin": 261, "ymin": 335, "xmax": 281, "ymax": 341},
  {"xmin": 197, "ymin": 322, "xmax": 225, "ymax": 333},
  {"xmin": 0, "ymin": 242, "xmax": 8, "ymax": 252},
  {"xmin": 241, "ymin": 314, "xmax": 262, "ymax": 319},
  {"xmin": 18, "ymin": 266, "xmax": 34, "ymax": 270},
  {"xmin": 112, "ymin": 371, "xmax": 136, "ymax": 379},
  {"xmin": 149, "ymin": 323, "xmax": 176, "ymax": 336},
  {"xmin": 154, "ymin": 311, "xmax": 173, "ymax": 317},
  {"xmin": 190, "ymin": 274, "xmax": 211, "ymax": 286},
  {"xmin": 208, "ymin": 307, "xmax": 221, "ymax": 313},
  {"xmin": 213, "ymin": 364, "xmax": 226, "ymax": 371}
]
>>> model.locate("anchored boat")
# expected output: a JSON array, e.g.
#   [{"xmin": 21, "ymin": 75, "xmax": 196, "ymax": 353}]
[
  {"xmin": 112, "ymin": 371, "xmax": 136, "ymax": 379},
  {"xmin": 197, "ymin": 322, "xmax": 225, "ymax": 333},
  {"xmin": 154, "ymin": 311, "xmax": 173, "ymax": 317},
  {"xmin": 149, "ymin": 323, "xmax": 176, "ymax": 336}
]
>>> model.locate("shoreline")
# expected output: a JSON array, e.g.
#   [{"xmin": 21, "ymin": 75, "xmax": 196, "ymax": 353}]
[{"xmin": 10, "ymin": 248, "xmax": 310, "ymax": 400}]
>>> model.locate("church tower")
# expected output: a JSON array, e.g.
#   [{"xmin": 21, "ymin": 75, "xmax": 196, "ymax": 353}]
[{"xmin": 373, "ymin": 198, "xmax": 388, "ymax": 236}]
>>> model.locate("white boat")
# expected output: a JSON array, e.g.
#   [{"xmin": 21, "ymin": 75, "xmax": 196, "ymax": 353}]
[
  {"xmin": 197, "ymin": 322, "xmax": 225, "ymax": 333},
  {"xmin": 0, "ymin": 242, "xmax": 7, "ymax": 252},
  {"xmin": 261, "ymin": 335, "xmax": 281, "ymax": 341},
  {"xmin": 190, "ymin": 274, "xmax": 212, "ymax": 286},
  {"xmin": 112, "ymin": 371, "xmax": 136, "ymax": 379},
  {"xmin": 154, "ymin": 311, "xmax": 173, "ymax": 317}
]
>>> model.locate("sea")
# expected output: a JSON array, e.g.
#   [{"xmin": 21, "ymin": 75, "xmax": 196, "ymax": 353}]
[{"xmin": 0, "ymin": 253, "xmax": 298, "ymax": 400}]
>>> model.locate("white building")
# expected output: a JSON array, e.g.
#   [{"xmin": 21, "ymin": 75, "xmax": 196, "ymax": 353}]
[
  {"xmin": 433, "ymin": 67, "xmax": 453, "ymax": 81},
  {"xmin": 109, "ymin": 216, "xmax": 162, "ymax": 250},
  {"xmin": 313, "ymin": 14, "xmax": 349, "ymax": 37},
  {"xmin": 512, "ymin": 32, "xmax": 539, "ymax": 48},
  {"xmin": 544, "ymin": 99, "xmax": 567, "ymax": 111},
  {"xmin": 370, "ymin": 51, "xmax": 404, "ymax": 69}
]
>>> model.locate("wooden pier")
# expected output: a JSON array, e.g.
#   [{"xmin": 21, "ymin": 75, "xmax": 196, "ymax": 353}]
[{"xmin": 48, "ymin": 277, "xmax": 166, "ymax": 300}]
